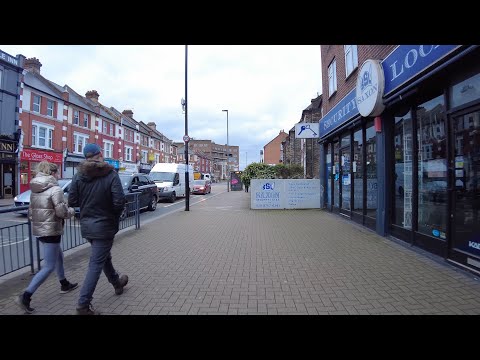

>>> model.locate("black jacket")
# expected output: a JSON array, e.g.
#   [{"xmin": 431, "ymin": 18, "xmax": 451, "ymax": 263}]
[{"xmin": 68, "ymin": 160, "xmax": 125, "ymax": 240}]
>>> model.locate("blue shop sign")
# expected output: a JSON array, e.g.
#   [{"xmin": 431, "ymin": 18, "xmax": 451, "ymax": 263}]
[
  {"xmin": 382, "ymin": 45, "xmax": 461, "ymax": 96},
  {"xmin": 319, "ymin": 89, "xmax": 358, "ymax": 138},
  {"xmin": 105, "ymin": 159, "xmax": 119, "ymax": 169}
]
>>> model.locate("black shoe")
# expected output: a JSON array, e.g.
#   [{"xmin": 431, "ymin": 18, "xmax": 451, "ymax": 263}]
[
  {"xmin": 114, "ymin": 275, "xmax": 129, "ymax": 295},
  {"xmin": 60, "ymin": 281, "xmax": 79, "ymax": 294},
  {"xmin": 15, "ymin": 294, "xmax": 35, "ymax": 314},
  {"xmin": 76, "ymin": 304, "xmax": 99, "ymax": 315}
]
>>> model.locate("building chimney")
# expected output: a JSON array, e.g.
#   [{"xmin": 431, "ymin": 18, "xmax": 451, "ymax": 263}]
[
  {"xmin": 24, "ymin": 57, "xmax": 42, "ymax": 74},
  {"xmin": 147, "ymin": 122, "xmax": 156, "ymax": 130},
  {"xmin": 62, "ymin": 86, "xmax": 69, "ymax": 101},
  {"xmin": 122, "ymin": 109, "xmax": 134, "ymax": 118},
  {"xmin": 85, "ymin": 90, "xmax": 100, "ymax": 103}
]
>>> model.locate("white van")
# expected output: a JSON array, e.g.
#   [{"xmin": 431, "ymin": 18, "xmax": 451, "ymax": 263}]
[
  {"xmin": 149, "ymin": 163, "xmax": 194, "ymax": 202},
  {"xmin": 203, "ymin": 173, "xmax": 211, "ymax": 181}
]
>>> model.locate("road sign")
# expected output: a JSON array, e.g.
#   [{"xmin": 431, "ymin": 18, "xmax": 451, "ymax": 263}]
[{"xmin": 183, "ymin": 135, "xmax": 190, "ymax": 142}]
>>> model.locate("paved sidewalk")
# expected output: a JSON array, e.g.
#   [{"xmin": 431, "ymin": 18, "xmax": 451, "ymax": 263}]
[{"xmin": 1, "ymin": 188, "xmax": 480, "ymax": 315}]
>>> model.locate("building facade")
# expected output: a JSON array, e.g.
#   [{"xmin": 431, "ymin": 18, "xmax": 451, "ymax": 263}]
[
  {"xmin": 0, "ymin": 49, "xmax": 24, "ymax": 199},
  {"xmin": 17, "ymin": 57, "xmax": 178, "ymax": 191},
  {"xmin": 319, "ymin": 45, "xmax": 480, "ymax": 275},
  {"xmin": 283, "ymin": 95, "xmax": 323, "ymax": 178},
  {"xmin": 263, "ymin": 130, "xmax": 288, "ymax": 165}
]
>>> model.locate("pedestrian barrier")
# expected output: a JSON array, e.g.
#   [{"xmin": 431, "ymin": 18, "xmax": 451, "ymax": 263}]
[{"xmin": 0, "ymin": 192, "xmax": 141, "ymax": 277}]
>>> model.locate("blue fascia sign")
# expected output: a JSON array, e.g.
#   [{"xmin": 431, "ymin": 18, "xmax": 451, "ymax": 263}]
[
  {"xmin": 319, "ymin": 89, "xmax": 359, "ymax": 138},
  {"xmin": 0, "ymin": 49, "xmax": 20, "ymax": 67},
  {"xmin": 382, "ymin": 45, "xmax": 461, "ymax": 96},
  {"xmin": 319, "ymin": 45, "xmax": 463, "ymax": 138}
]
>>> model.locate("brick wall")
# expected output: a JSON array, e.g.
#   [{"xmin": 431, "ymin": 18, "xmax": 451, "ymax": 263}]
[{"xmin": 321, "ymin": 45, "xmax": 397, "ymax": 115}]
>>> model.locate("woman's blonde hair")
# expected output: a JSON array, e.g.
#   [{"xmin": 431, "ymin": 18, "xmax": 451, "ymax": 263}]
[{"xmin": 36, "ymin": 161, "xmax": 58, "ymax": 176}]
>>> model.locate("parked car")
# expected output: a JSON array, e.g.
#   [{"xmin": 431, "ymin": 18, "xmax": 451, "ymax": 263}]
[
  {"xmin": 118, "ymin": 173, "xmax": 158, "ymax": 220},
  {"xmin": 191, "ymin": 179, "xmax": 211, "ymax": 195},
  {"xmin": 14, "ymin": 178, "xmax": 73, "ymax": 215}
]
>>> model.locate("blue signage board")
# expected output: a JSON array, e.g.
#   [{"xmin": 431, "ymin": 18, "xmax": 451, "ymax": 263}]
[
  {"xmin": 0, "ymin": 49, "xmax": 20, "ymax": 67},
  {"xmin": 105, "ymin": 158, "xmax": 119, "ymax": 169},
  {"xmin": 319, "ymin": 89, "xmax": 358, "ymax": 138},
  {"xmin": 382, "ymin": 45, "xmax": 461, "ymax": 96}
]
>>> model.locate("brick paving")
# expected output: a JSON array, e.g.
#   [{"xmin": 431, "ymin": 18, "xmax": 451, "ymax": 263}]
[{"xmin": 1, "ymin": 187, "xmax": 479, "ymax": 315}]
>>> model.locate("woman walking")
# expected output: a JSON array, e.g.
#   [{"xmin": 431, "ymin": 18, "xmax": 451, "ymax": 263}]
[{"xmin": 15, "ymin": 161, "xmax": 78, "ymax": 314}]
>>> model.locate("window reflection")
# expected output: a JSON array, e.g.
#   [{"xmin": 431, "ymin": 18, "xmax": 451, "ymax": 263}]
[
  {"xmin": 450, "ymin": 72, "xmax": 480, "ymax": 108},
  {"xmin": 353, "ymin": 128, "xmax": 363, "ymax": 213},
  {"xmin": 417, "ymin": 94, "xmax": 447, "ymax": 239},
  {"xmin": 365, "ymin": 122, "xmax": 377, "ymax": 219},
  {"xmin": 393, "ymin": 110, "xmax": 413, "ymax": 229}
]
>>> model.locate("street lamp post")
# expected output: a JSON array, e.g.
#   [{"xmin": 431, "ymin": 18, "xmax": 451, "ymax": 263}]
[
  {"xmin": 184, "ymin": 45, "xmax": 190, "ymax": 211},
  {"xmin": 222, "ymin": 109, "xmax": 229, "ymax": 192}
]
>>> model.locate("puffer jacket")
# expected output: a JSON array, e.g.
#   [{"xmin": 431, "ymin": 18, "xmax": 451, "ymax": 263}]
[
  {"xmin": 68, "ymin": 160, "xmax": 125, "ymax": 240},
  {"xmin": 28, "ymin": 172, "xmax": 75, "ymax": 239}
]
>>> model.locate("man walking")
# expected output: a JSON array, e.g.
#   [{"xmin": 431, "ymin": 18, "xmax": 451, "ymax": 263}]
[{"xmin": 68, "ymin": 143, "xmax": 128, "ymax": 315}]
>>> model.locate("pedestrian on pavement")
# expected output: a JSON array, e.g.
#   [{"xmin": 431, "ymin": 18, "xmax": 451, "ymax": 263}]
[
  {"xmin": 15, "ymin": 161, "xmax": 78, "ymax": 314},
  {"xmin": 68, "ymin": 143, "xmax": 127, "ymax": 315},
  {"xmin": 244, "ymin": 182, "xmax": 249, "ymax": 193}
]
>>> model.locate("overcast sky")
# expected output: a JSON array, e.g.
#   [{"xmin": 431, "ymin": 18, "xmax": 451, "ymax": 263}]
[{"xmin": 1, "ymin": 45, "xmax": 322, "ymax": 169}]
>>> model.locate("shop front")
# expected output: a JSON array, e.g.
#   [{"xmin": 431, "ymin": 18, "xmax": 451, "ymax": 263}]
[
  {"xmin": 320, "ymin": 90, "xmax": 378, "ymax": 231},
  {"xmin": 20, "ymin": 148, "xmax": 63, "ymax": 193},
  {"xmin": 0, "ymin": 139, "xmax": 18, "ymax": 198},
  {"xmin": 381, "ymin": 45, "xmax": 480, "ymax": 274},
  {"xmin": 320, "ymin": 44, "xmax": 480, "ymax": 274}
]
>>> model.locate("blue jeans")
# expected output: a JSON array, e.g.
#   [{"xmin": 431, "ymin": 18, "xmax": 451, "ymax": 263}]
[
  {"xmin": 78, "ymin": 238, "xmax": 120, "ymax": 307},
  {"xmin": 26, "ymin": 241, "xmax": 65, "ymax": 294}
]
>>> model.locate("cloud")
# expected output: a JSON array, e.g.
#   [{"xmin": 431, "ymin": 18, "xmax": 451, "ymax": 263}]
[{"xmin": 0, "ymin": 44, "xmax": 322, "ymax": 169}]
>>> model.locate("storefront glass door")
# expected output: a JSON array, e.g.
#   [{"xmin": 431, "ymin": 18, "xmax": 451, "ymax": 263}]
[{"xmin": 450, "ymin": 108, "xmax": 480, "ymax": 264}]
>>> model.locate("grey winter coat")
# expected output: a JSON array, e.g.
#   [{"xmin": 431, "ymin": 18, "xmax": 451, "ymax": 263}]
[
  {"xmin": 68, "ymin": 160, "xmax": 125, "ymax": 241},
  {"xmin": 28, "ymin": 172, "xmax": 75, "ymax": 238}
]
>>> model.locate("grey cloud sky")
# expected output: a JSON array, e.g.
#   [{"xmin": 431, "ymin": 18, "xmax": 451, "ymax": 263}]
[{"xmin": 1, "ymin": 45, "xmax": 323, "ymax": 169}]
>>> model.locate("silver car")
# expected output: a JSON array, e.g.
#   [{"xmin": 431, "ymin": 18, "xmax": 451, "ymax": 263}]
[{"xmin": 14, "ymin": 179, "xmax": 73, "ymax": 215}]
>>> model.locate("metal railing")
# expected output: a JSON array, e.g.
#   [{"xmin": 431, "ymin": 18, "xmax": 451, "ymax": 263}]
[{"xmin": 0, "ymin": 192, "xmax": 140, "ymax": 277}]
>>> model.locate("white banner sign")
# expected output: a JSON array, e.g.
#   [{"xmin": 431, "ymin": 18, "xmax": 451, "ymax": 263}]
[{"xmin": 295, "ymin": 123, "xmax": 319, "ymax": 139}]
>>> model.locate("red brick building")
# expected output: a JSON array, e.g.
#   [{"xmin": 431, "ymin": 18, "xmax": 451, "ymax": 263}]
[{"xmin": 263, "ymin": 130, "xmax": 288, "ymax": 165}]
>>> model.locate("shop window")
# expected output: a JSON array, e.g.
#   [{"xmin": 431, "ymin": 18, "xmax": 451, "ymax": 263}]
[
  {"xmin": 326, "ymin": 143, "xmax": 332, "ymax": 207},
  {"xmin": 365, "ymin": 122, "xmax": 377, "ymax": 219},
  {"xmin": 353, "ymin": 128, "xmax": 363, "ymax": 214},
  {"xmin": 416, "ymin": 94, "xmax": 447, "ymax": 239},
  {"xmin": 333, "ymin": 141, "xmax": 340, "ymax": 208},
  {"xmin": 393, "ymin": 110, "xmax": 413, "ymax": 229}
]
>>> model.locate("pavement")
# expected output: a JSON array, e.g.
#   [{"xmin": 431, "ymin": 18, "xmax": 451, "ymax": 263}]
[{"xmin": 1, "ymin": 186, "xmax": 480, "ymax": 315}]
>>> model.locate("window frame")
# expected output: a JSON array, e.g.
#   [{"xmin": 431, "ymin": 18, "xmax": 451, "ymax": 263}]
[
  {"xmin": 125, "ymin": 146, "xmax": 133, "ymax": 161},
  {"xmin": 47, "ymin": 99, "xmax": 54, "ymax": 117},
  {"xmin": 33, "ymin": 95, "xmax": 41, "ymax": 113},
  {"xmin": 328, "ymin": 59, "xmax": 337, "ymax": 98},
  {"xmin": 103, "ymin": 140, "xmax": 114, "ymax": 159},
  {"xmin": 73, "ymin": 110, "xmax": 79, "ymax": 125},
  {"xmin": 73, "ymin": 132, "xmax": 89, "ymax": 154},
  {"xmin": 344, "ymin": 45, "xmax": 359, "ymax": 78},
  {"xmin": 31, "ymin": 121, "xmax": 54, "ymax": 149}
]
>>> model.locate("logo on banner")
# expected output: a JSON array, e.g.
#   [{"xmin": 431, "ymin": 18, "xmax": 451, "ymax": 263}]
[{"xmin": 356, "ymin": 59, "xmax": 385, "ymax": 117}]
